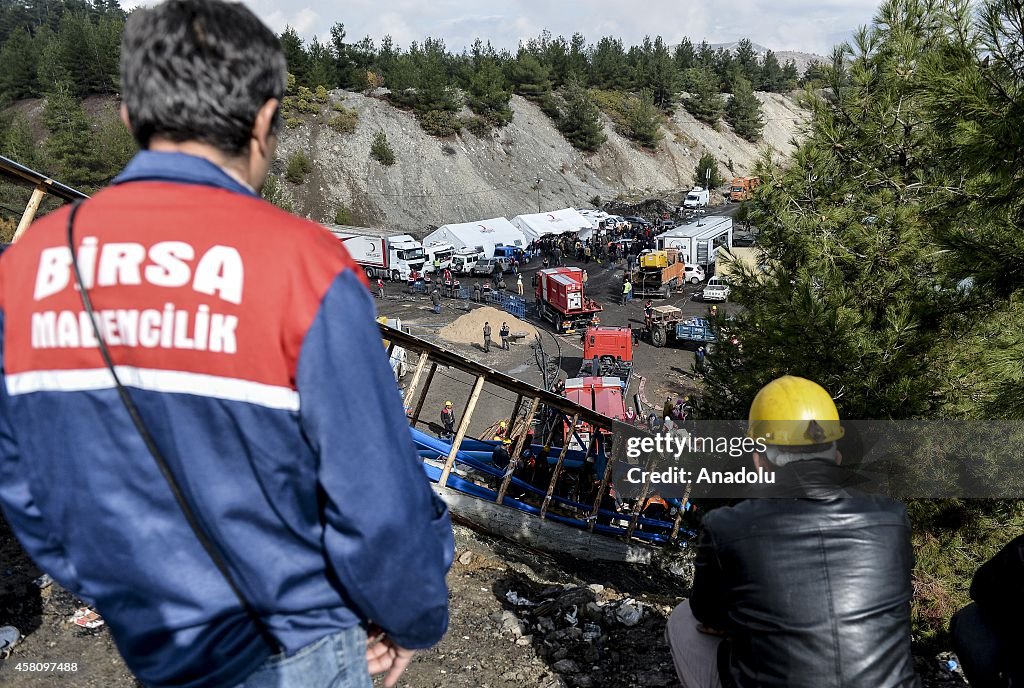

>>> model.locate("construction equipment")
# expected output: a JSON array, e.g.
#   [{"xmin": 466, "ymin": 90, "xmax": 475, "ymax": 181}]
[
  {"xmin": 728, "ymin": 176, "xmax": 761, "ymax": 202},
  {"xmin": 534, "ymin": 267, "xmax": 603, "ymax": 333},
  {"xmin": 626, "ymin": 248, "xmax": 686, "ymax": 298},
  {"xmin": 578, "ymin": 326, "xmax": 633, "ymax": 390},
  {"xmin": 647, "ymin": 305, "xmax": 717, "ymax": 348}
]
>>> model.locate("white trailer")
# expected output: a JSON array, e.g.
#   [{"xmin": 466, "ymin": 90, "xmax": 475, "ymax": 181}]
[
  {"xmin": 325, "ymin": 225, "xmax": 426, "ymax": 281},
  {"xmin": 655, "ymin": 215, "xmax": 733, "ymax": 270}
]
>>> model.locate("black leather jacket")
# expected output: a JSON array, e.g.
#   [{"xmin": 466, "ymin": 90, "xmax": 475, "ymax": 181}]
[{"xmin": 691, "ymin": 460, "xmax": 919, "ymax": 688}]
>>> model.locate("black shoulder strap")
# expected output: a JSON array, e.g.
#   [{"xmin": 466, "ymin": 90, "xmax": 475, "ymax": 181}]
[{"xmin": 65, "ymin": 200, "xmax": 280, "ymax": 654}]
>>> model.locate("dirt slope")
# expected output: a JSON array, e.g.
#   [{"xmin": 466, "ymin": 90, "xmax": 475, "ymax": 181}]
[{"xmin": 274, "ymin": 92, "xmax": 806, "ymax": 233}]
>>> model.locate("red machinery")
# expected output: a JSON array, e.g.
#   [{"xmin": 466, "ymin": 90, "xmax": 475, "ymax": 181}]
[{"xmin": 534, "ymin": 267, "xmax": 603, "ymax": 333}]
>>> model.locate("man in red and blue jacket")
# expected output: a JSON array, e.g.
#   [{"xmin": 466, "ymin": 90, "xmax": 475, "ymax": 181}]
[{"xmin": 0, "ymin": 2, "xmax": 452, "ymax": 687}]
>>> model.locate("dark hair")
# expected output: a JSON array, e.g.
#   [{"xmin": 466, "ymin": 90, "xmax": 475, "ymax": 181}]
[{"xmin": 120, "ymin": 0, "xmax": 287, "ymax": 156}]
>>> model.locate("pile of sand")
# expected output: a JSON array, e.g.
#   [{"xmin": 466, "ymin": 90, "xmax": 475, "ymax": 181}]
[{"xmin": 439, "ymin": 306, "xmax": 538, "ymax": 346}]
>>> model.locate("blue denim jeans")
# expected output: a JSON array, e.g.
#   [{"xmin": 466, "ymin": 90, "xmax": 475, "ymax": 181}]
[{"xmin": 234, "ymin": 626, "xmax": 372, "ymax": 688}]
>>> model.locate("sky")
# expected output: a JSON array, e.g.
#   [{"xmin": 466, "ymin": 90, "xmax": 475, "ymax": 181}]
[{"xmin": 121, "ymin": 0, "xmax": 884, "ymax": 58}]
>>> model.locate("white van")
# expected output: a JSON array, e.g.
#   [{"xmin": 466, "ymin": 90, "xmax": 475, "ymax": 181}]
[
  {"xmin": 683, "ymin": 187, "xmax": 710, "ymax": 209},
  {"xmin": 684, "ymin": 264, "xmax": 706, "ymax": 284}
]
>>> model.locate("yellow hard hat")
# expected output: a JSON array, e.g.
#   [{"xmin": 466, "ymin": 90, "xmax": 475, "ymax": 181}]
[
  {"xmin": 503, "ymin": 438, "xmax": 512, "ymax": 445},
  {"xmin": 445, "ymin": 400, "xmax": 453, "ymax": 407},
  {"xmin": 747, "ymin": 375, "xmax": 844, "ymax": 446},
  {"xmin": 499, "ymin": 421, "xmax": 507, "ymax": 429}
]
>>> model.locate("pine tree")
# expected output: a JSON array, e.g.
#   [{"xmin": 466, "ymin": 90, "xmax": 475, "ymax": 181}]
[
  {"xmin": 42, "ymin": 84, "xmax": 107, "ymax": 189},
  {"xmin": 280, "ymin": 26, "xmax": 310, "ymax": 87},
  {"xmin": 694, "ymin": 152, "xmax": 722, "ymax": 189},
  {"xmin": 643, "ymin": 36, "xmax": 679, "ymax": 110},
  {"xmin": 590, "ymin": 37, "xmax": 629, "ymax": 90},
  {"xmin": 622, "ymin": 89, "xmax": 662, "ymax": 148},
  {"xmin": 415, "ymin": 38, "xmax": 460, "ymax": 115},
  {"xmin": 0, "ymin": 27, "xmax": 38, "ymax": 99},
  {"xmin": 467, "ymin": 57, "xmax": 513, "ymax": 125},
  {"xmin": 673, "ymin": 38, "xmax": 696, "ymax": 71},
  {"xmin": 698, "ymin": 0, "xmax": 950, "ymax": 423},
  {"xmin": 759, "ymin": 49, "xmax": 784, "ymax": 91},
  {"xmin": 509, "ymin": 52, "xmax": 551, "ymax": 101},
  {"xmin": 682, "ymin": 66, "xmax": 724, "ymax": 124},
  {"xmin": 307, "ymin": 37, "xmax": 336, "ymax": 89},
  {"xmin": 781, "ymin": 60, "xmax": 799, "ymax": 90},
  {"xmin": 725, "ymin": 74, "xmax": 764, "ymax": 141},
  {"xmin": 385, "ymin": 53, "xmax": 419, "ymax": 108},
  {"xmin": 734, "ymin": 38, "xmax": 760, "ymax": 85},
  {"xmin": 557, "ymin": 79, "xmax": 606, "ymax": 152},
  {"xmin": 0, "ymin": 112, "xmax": 37, "ymax": 169}
]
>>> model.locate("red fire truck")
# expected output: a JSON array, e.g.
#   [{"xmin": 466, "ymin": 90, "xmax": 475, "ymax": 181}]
[
  {"xmin": 562, "ymin": 376, "xmax": 627, "ymax": 453},
  {"xmin": 535, "ymin": 267, "xmax": 603, "ymax": 333},
  {"xmin": 578, "ymin": 326, "xmax": 633, "ymax": 391}
]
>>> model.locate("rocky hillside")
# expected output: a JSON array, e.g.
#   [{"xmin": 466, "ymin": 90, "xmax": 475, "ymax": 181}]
[{"xmin": 274, "ymin": 91, "xmax": 806, "ymax": 233}]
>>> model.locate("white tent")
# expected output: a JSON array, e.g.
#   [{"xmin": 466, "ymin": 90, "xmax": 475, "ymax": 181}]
[
  {"xmin": 510, "ymin": 208, "xmax": 593, "ymax": 242},
  {"xmin": 422, "ymin": 217, "xmax": 527, "ymax": 258}
]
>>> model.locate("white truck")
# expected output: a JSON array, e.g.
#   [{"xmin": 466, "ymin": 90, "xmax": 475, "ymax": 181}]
[
  {"xmin": 326, "ymin": 225, "xmax": 426, "ymax": 281},
  {"xmin": 682, "ymin": 187, "xmax": 710, "ymax": 210},
  {"xmin": 424, "ymin": 242, "xmax": 456, "ymax": 274}
]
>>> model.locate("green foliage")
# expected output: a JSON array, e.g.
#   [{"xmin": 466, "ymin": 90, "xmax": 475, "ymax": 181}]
[
  {"xmin": 280, "ymin": 27, "xmax": 310, "ymax": 87},
  {"xmin": 0, "ymin": 112, "xmax": 38, "ymax": 169},
  {"xmin": 0, "ymin": 28, "xmax": 38, "ymax": 99},
  {"xmin": 0, "ymin": 217, "xmax": 15, "ymax": 243},
  {"xmin": 621, "ymin": 89, "xmax": 663, "ymax": 149},
  {"xmin": 42, "ymin": 84, "xmax": 107, "ymax": 190},
  {"xmin": 557, "ymin": 79, "xmax": 606, "ymax": 152},
  {"xmin": 682, "ymin": 66, "xmax": 725, "ymax": 124},
  {"xmin": 261, "ymin": 174, "xmax": 294, "ymax": 212},
  {"xmin": 418, "ymin": 109, "xmax": 461, "ymax": 137},
  {"xmin": 590, "ymin": 195, "xmax": 602, "ymax": 207},
  {"xmin": 463, "ymin": 115, "xmax": 492, "ymax": 137},
  {"xmin": 334, "ymin": 204, "xmax": 353, "ymax": 225},
  {"xmin": 467, "ymin": 57, "xmax": 513, "ymax": 126},
  {"xmin": 694, "ymin": 152, "xmax": 723, "ymax": 189},
  {"xmin": 285, "ymin": 150, "xmax": 312, "ymax": 184},
  {"xmin": 370, "ymin": 130, "xmax": 396, "ymax": 166},
  {"xmin": 725, "ymin": 74, "xmax": 765, "ymax": 141},
  {"xmin": 692, "ymin": 0, "xmax": 1024, "ymax": 642},
  {"xmin": 509, "ymin": 52, "xmax": 552, "ymax": 101},
  {"xmin": 328, "ymin": 104, "xmax": 359, "ymax": 134}
]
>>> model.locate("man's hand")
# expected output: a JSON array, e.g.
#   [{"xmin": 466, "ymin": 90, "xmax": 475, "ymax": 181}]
[{"xmin": 366, "ymin": 628, "xmax": 416, "ymax": 688}]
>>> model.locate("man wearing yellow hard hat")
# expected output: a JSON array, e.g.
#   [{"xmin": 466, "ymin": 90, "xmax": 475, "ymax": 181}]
[{"xmin": 666, "ymin": 375, "xmax": 917, "ymax": 688}]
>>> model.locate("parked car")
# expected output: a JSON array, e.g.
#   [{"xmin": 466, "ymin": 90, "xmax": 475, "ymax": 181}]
[
  {"xmin": 684, "ymin": 263, "xmax": 706, "ymax": 284},
  {"xmin": 473, "ymin": 258, "xmax": 501, "ymax": 276},
  {"xmin": 701, "ymin": 276, "xmax": 731, "ymax": 301},
  {"xmin": 623, "ymin": 216, "xmax": 653, "ymax": 230}
]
